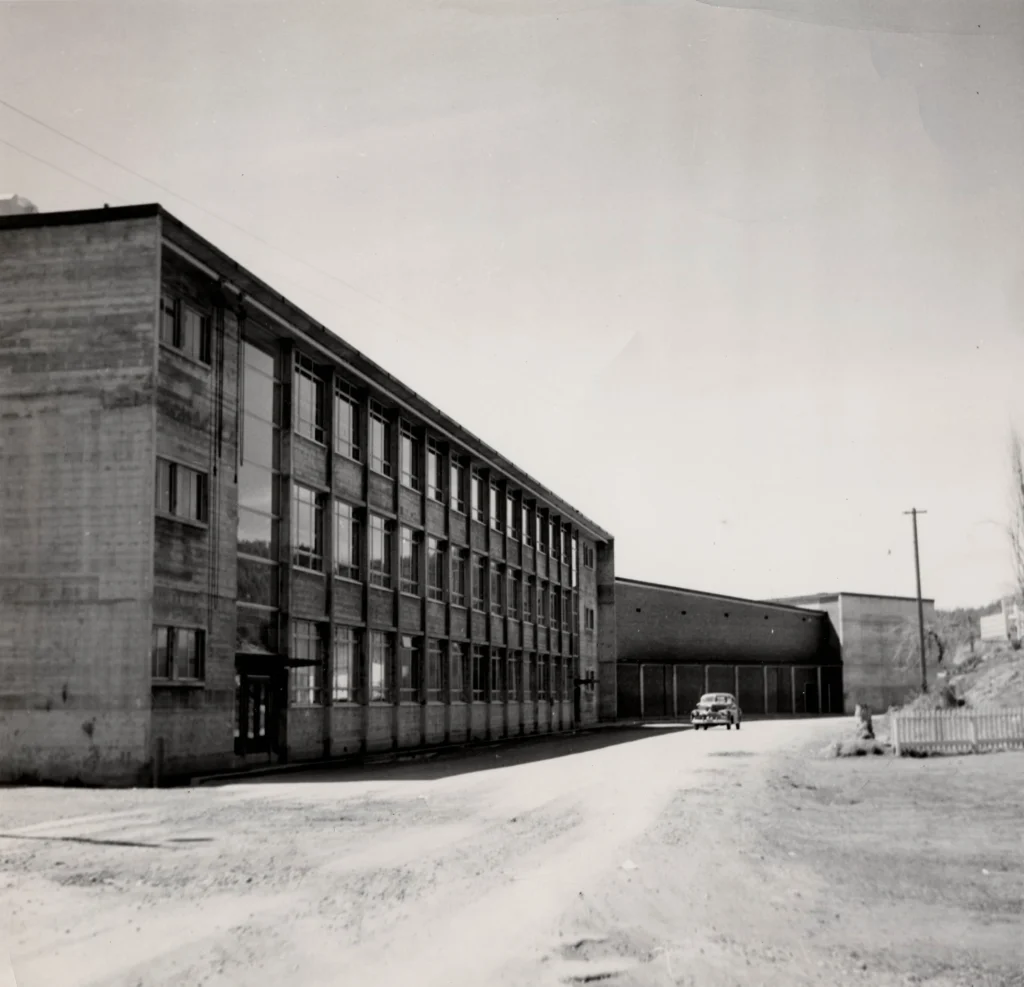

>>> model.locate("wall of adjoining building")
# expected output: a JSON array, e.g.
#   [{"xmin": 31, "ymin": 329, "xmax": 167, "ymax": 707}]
[
  {"xmin": 0, "ymin": 214, "xmax": 160, "ymax": 785},
  {"xmin": 614, "ymin": 580, "xmax": 842, "ymax": 721}
]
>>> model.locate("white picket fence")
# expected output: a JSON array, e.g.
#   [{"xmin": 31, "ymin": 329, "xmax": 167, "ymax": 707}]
[{"xmin": 889, "ymin": 707, "xmax": 1024, "ymax": 755}]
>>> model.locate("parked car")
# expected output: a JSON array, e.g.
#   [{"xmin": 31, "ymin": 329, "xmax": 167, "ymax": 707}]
[{"xmin": 691, "ymin": 692, "xmax": 742, "ymax": 730}]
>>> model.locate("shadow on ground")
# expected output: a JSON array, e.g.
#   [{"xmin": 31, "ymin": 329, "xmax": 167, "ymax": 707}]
[{"xmin": 236, "ymin": 724, "xmax": 693, "ymax": 786}]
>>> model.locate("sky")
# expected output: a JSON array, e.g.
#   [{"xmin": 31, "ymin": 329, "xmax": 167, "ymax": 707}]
[{"xmin": 2, "ymin": 0, "xmax": 1023, "ymax": 609}]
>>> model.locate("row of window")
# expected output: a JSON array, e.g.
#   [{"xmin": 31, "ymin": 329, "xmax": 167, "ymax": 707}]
[
  {"xmin": 289, "ymin": 621, "xmax": 573, "ymax": 707},
  {"xmin": 290, "ymin": 352, "xmax": 592, "ymax": 567},
  {"xmin": 159, "ymin": 318, "xmax": 597, "ymax": 574},
  {"xmin": 295, "ymin": 484, "xmax": 589, "ymax": 596}
]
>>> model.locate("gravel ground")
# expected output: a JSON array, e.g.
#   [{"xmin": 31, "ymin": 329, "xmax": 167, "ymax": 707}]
[{"xmin": 1, "ymin": 719, "xmax": 1021, "ymax": 986}]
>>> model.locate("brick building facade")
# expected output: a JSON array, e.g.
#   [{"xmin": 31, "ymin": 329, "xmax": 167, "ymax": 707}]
[{"xmin": 0, "ymin": 204, "xmax": 615, "ymax": 786}]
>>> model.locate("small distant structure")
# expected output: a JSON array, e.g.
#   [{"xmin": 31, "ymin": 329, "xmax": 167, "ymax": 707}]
[
  {"xmin": 0, "ymin": 193, "xmax": 39, "ymax": 216},
  {"xmin": 979, "ymin": 598, "xmax": 1023, "ymax": 645}
]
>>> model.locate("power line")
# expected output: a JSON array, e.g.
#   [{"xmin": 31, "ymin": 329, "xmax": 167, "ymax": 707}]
[
  {"xmin": 0, "ymin": 96, "xmax": 442, "ymax": 339},
  {"xmin": 0, "ymin": 137, "xmax": 123, "ymax": 202}
]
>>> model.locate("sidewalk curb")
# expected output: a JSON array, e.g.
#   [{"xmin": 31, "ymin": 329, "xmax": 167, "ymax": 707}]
[{"xmin": 188, "ymin": 720, "xmax": 660, "ymax": 787}]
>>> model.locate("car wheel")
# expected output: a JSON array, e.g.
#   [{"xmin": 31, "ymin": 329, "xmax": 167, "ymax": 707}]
[
  {"xmin": 736, "ymin": 720, "xmax": 741, "ymax": 730},
  {"xmin": 726, "ymin": 722, "xmax": 731, "ymax": 730}
]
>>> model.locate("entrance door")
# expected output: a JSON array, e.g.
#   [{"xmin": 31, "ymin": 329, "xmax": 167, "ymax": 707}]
[{"xmin": 235, "ymin": 673, "xmax": 275, "ymax": 755}]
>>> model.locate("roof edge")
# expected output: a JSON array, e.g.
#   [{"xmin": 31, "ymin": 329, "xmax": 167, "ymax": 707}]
[
  {"xmin": 615, "ymin": 576, "xmax": 831, "ymax": 616},
  {"xmin": 0, "ymin": 203, "xmax": 160, "ymax": 230},
  {"xmin": 773, "ymin": 591, "xmax": 937, "ymax": 605},
  {"xmin": 0, "ymin": 203, "xmax": 612, "ymax": 540}
]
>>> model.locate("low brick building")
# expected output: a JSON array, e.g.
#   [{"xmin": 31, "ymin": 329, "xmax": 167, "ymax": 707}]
[
  {"xmin": 0, "ymin": 204, "xmax": 616, "ymax": 786},
  {"xmin": 615, "ymin": 578, "xmax": 843, "ymax": 719}
]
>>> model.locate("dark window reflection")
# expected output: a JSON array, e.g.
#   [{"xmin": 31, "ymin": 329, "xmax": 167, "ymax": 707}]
[
  {"xmin": 236, "ymin": 605, "xmax": 278, "ymax": 653},
  {"xmin": 238, "ymin": 508, "xmax": 275, "ymax": 559},
  {"xmin": 238, "ymin": 558, "xmax": 278, "ymax": 607}
]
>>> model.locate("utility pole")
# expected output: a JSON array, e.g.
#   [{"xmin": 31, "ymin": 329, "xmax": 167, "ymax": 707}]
[{"xmin": 903, "ymin": 508, "xmax": 928, "ymax": 693}]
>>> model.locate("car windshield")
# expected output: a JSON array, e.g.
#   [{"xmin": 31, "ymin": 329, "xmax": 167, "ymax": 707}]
[{"xmin": 699, "ymin": 694, "xmax": 731, "ymax": 704}]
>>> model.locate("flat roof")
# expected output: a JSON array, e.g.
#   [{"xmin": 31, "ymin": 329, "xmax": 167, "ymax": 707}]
[
  {"xmin": 1, "ymin": 203, "xmax": 612, "ymax": 542},
  {"xmin": 615, "ymin": 577, "xmax": 831, "ymax": 617},
  {"xmin": 773, "ymin": 591, "xmax": 936, "ymax": 605}
]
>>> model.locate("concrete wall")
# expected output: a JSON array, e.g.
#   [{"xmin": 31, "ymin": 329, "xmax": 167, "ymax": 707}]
[
  {"xmin": 0, "ymin": 215, "xmax": 160, "ymax": 784},
  {"xmin": 835, "ymin": 595, "xmax": 938, "ymax": 712},
  {"xmin": 150, "ymin": 244, "xmax": 241, "ymax": 779},
  {"xmin": 615, "ymin": 581, "xmax": 839, "ymax": 666}
]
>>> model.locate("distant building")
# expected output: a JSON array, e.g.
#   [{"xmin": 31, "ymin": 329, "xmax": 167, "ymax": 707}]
[
  {"xmin": 0, "ymin": 194, "xmax": 39, "ymax": 216},
  {"xmin": 773, "ymin": 592, "xmax": 937, "ymax": 711},
  {"xmin": 614, "ymin": 579, "xmax": 843, "ymax": 720},
  {"xmin": 979, "ymin": 598, "xmax": 1023, "ymax": 644}
]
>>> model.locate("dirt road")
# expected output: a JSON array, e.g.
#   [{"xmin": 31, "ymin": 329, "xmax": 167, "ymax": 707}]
[{"xmin": 2, "ymin": 719, "xmax": 1020, "ymax": 986}]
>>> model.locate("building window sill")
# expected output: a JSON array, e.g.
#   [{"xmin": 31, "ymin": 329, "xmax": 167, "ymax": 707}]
[
  {"xmin": 159, "ymin": 341, "xmax": 211, "ymax": 372},
  {"xmin": 155, "ymin": 511, "xmax": 208, "ymax": 531},
  {"xmin": 152, "ymin": 679, "xmax": 205, "ymax": 689}
]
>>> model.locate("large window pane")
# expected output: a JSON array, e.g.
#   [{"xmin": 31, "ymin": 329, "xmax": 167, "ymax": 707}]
[
  {"xmin": 236, "ymin": 606, "xmax": 277, "ymax": 654},
  {"xmin": 238, "ymin": 463, "xmax": 275, "ymax": 514},
  {"xmin": 245, "ymin": 342, "xmax": 275, "ymax": 377},
  {"xmin": 238, "ymin": 508, "xmax": 275, "ymax": 559},
  {"xmin": 243, "ymin": 413, "xmax": 275, "ymax": 468},
  {"xmin": 244, "ymin": 363, "xmax": 274, "ymax": 418},
  {"xmin": 237, "ymin": 558, "xmax": 278, "ymax": 607}
]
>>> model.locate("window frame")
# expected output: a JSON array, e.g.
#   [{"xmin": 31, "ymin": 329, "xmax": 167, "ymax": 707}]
[
  {"xmin": 427, "ymin": 438, "xmax": 444, "ymax": 503},
  {"xmin": 290, "ymin": 619, "xmax": 325, "ymax": 706},
  {"xmin": 471, "ymin": 645, "xmax": 487, "ymax": 702},
  {"xmin": 155, "ymin": 457, "xmax": 209, "ymax": 524},
  {"xmin": 333, "ymin": 500, "xmax": 360, "ymax": 580},
  {"xmin": 333, "ymin": 379, "xmax": 361, "ymax": 461},
  {"xmin": 291, "ymin": 482, "xmax": 324, "ymax": 572},
  {"xmin": 400, "ymin": 525, "xmax": 423, "ymax": 596},
  {"xmin": 472, "ymin": 555, "xmax": 487, "ymax": 612},
  {"xmin": 369, "ymin": 630, "xmax": 393, "ymax": 702},
  {"xmin": 450, "ymin": 458, "xmax": 466, "ymax": 514},
  {"xmin": 507, "ymin": 568, "xmax": 521, "ymax": 620},
  {"xmin": 450, "ymin": 547, "xmax": 468, "ymax": 607},
  {"xmin": 159, "ymin": 294, "xmax": 211, "ymax": 365},
  {"xmin": 427, "ymin": 536, "xmax": 445, "ymax": 602},
  {"xmin": 490, "ymin": 649, "xmax": 505, "ymax": 702},
  {"xmin": 489, "ymin": 483, "xmax": 503, "ymax": 533},
  {"xmin": 332, "ymin": 626, "xmax": 360, "ymax": 703},
  {"xmin": 399, "ymin": 634, "xmax": 422, "ymax": 703},
  {"xmin": 490, "ymin": 563, "xmax": 505, "ymax": 616},
  {"xmin": 426, "ymin": 639, "xmax": 446, "ymax": 702},
  {"xmin": 522, "ymin": 503, "xmax": 533, "ymax": 547},
  {"xmin": 368, "ymin": 400, "xmax": 392, "ymax": 477},
  {"xmin": 293, "ymin": 351, "xmax": 326, "ymax": 445},
  {"xmin": 470, "ymin": 469, "xmax": 485, "ymax": 524},
  {"xmin": 151, "ymin": 625, "xmax": 206, "ymax": 683},
  {"xmin": 399, "ymin": 421, "xmax": 422, "ymax": 492},
  {"xmin": 369, "ymin": 514, "xmax": 394, "ymax": 588},
  {"xmin": 450, "ymin": 641, "xmax": 467, "ymax": 701}
]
